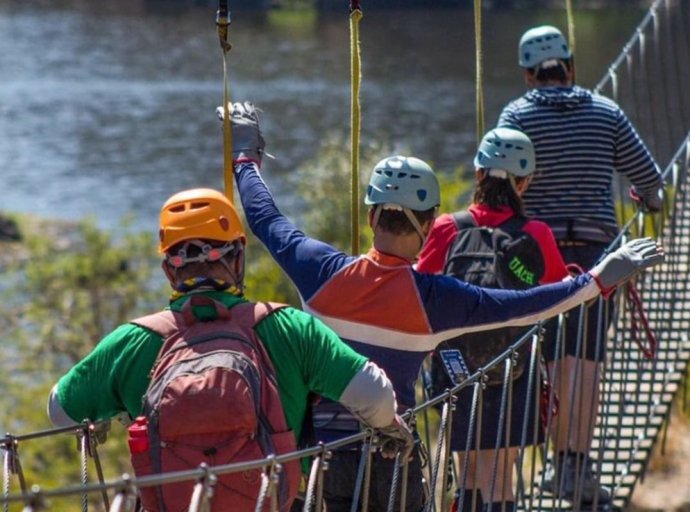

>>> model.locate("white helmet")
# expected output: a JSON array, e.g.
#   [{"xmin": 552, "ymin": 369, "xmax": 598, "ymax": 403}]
[
  {"xmin": 473, "ymin": 128, "xmax": 535, "ymax": 178},
  {"xmin": 365, "ymin": 156, "xmax": 440, "ymax": 211},
  {"xmin": 518, "ymin": 25, "xmax": 571, "ymax": 69}
]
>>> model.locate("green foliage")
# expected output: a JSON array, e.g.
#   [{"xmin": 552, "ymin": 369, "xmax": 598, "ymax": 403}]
[
  {"xmin": 294, "ymin": 134, "xmax": 390, "ymax": 252},
  {"xmin": 0, "ymin": 215, "xmax": 161, "ymax": 500},
  {"xmin": 243, "ymin": 238, "xmax": 301, "ymax": 307},
  {"xmin": 437, "ymin": 164, "xmax": 474, "ymax": 215}
]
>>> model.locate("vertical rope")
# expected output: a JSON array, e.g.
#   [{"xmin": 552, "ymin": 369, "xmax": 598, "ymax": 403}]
[
  {"xmin": 2, "ymin": 441, "xmax": 10, "ymax": 512},
  {"xmin": 349, "ymin": 1, "xmax": 363, "ymax": 256},
  {"xmin": 217, "ymin": 1, "xmax": 234, "ymax": 202},
  {"xmin": 565, "ymin": 0, "xmax": 577, "ymax": 84},
  {"xmin": 80, "ymin": 433, "xmax": 89, "ymax": 512},
  {"xmin": 473, "ymin": 0, "xmax": 484, "ymax": 143},
  {"xmin": 565, "ymin": 0, "xmax": 576, "ymax": 58}
]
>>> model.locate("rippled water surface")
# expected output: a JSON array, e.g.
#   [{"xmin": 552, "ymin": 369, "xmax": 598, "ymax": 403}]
[{"xmin": 0, "ymin": 1, "xmax": 648, "ymax": 233}]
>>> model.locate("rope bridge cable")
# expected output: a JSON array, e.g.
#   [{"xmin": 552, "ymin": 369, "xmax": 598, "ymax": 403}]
[
  {"xmin": 216, "ymin": 0, "xmax": 234, "ymax": 202},
  {"xmin": 349, "ymin": 0, "xmax": 363, "ymax": 256}
]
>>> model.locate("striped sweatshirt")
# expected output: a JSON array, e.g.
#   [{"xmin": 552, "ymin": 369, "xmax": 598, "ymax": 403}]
[{"xmin": 498, "ymin": 86, "xmax": 662, "ymax": 242}]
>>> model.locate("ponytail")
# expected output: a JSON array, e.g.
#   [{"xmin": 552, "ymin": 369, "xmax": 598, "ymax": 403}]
[{"xmin": 473, "ymin": 172, "xmax": 528, "ymax": 217}]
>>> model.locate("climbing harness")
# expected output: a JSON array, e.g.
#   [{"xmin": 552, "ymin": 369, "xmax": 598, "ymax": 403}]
[
  {"xmin": 349, "ymin": 0, "xmax": 363, "ymax": 255},
  {"xmin": 216, "ymin": 0, "xmax": 234, "ymax": 201}
]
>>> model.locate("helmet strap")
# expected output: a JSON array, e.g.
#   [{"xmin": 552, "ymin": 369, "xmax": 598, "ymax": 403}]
[
  {"xmin": 371, "ymin": 204, "xmax": 383, "ymax": 232},
  {"xmin": 402, "ymin": 207, "xmax": 428, "ymax": 249},
  {"xmin": 371, "ymin": 204, "xmax": 429, "ymax": 250},
  {"xmin": 487, "ymin": 168, "xmax": 509, "ymax": 179},
  {"xmin": 166, "ymin": 243, "xmax": 245, "ymax": 298}
]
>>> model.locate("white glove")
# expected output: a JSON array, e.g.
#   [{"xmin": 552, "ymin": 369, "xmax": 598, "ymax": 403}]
[
  {"xmin": 215, "ymin": 101, "xmax": 265, "ymax": 165},
  {"xmin": 377, "ymin": 415, "xmax": 415, "ymax": 459},
  {"xmin": 590, "ymin": 237, "xmax": 664, "ymax": 294}
]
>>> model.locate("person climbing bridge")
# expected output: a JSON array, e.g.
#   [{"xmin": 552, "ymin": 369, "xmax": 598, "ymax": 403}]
[
  {"xmin": 417, "ymin": 127, "xmax": 570, "ymax": 512},
  {"xmin": 221, "ymin": 101, "xmax": 663, "ymax": 512},
  {"xmin": 497, "ymin": 24, "xmax": 665, "ymax": 507},
  {"xmin": 46, "ymin": 187, "xmax": 413, "ymax": 512}
]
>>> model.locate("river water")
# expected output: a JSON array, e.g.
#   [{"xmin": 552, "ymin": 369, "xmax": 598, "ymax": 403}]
[{"xmin": 0, "ymin": 1, "xmax": 650, "ymax": 234}]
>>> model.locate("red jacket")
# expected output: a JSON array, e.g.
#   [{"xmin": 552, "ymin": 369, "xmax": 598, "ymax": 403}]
[{"xmin": 417, "ymin": 203, "xmax": 569, "ymax": 284}]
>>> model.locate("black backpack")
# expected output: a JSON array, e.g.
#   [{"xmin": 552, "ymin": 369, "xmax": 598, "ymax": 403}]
[{"xmin": 432, "ymin": 211, "xmax": 546, "ymax": 388}]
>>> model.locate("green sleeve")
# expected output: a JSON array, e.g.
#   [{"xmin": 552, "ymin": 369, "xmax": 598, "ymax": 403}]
[
  {"xmin": 57, "ymin": 324, "xmax": 162, "ymax": 422},
  {"xmin": 256, "ymin": 307, "xmax": 367, "ymax": 438}
]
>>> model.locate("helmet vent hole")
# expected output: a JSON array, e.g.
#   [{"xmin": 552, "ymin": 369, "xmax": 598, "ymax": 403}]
[
  {"xmin": 169, "ymin": 205, "xmax": 185, "ymax": 213},
  {"xmin": 218, "ymin": 216, "xmax": 230, "ymax": 231},
  {"xmin": 384, "ymin": 170, "xmax": 393, "ymax": 177},
  {"xmin": 417, "ymin": 190, "xmax": 427, "ymax": 201},
  {"xmin": 410, "ymin": 174, "xmax": 420, "ymax": 180},
  {"xmin": 520, "ymin": 159, "xmax": 528, "ymax": 169},
  {"xmin": 398, "ymin": 172, "xmax": 407, "ymax": 178},
  {"xmin": 190, "ymin": 201, "xmax": 210, "ymax": 210}
]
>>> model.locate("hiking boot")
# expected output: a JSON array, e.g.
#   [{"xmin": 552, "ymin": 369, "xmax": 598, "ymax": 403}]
[{"xmin": 541, "ymin": 452, "xmax": 611, "ymax": 505}]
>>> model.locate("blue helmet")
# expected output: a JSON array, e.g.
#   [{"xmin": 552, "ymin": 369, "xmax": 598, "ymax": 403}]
[
  {"xmin": 474, "ymin": 128, "xmax": 536, "ymax": 178},
  {"xmin": 519, "ymin": 25, "xmax": 571, "ymax": 69},
  {"xmin": 365, "ymin": 156, "xmax": 440, "ymax": 211}
]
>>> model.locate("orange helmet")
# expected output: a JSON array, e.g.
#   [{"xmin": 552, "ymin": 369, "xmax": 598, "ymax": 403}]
[{"xmin": 158, "ymin": 188, "xmax": 245, "ymax": 254}]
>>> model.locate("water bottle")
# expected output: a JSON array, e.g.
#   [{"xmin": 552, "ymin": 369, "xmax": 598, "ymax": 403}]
[{"xmin": 127, "ymin": 416, "xmax": 149, "ymax": 454}]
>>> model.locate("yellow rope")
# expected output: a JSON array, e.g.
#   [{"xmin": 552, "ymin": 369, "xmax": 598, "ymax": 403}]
[
  {"xmin": 474, "ymin": 0, "xmax": 485, "ymax": 144},
  {"xmin": 222, "ymin": 54, "xmax": 233, "ymax": 202},
  {"xmin": 217, "ymin": 10, "xmax": 234, "ymax": 202},
  {"xmin": 565, "ymin": 0, "xmax": 577, "ymax": 83},
  {"xmin": 350, "ymin": 7, "xmax": 363, "ymax": 256},
  {"xmin": 565, "ymin": 0, "xmax": 576, "ymax": 58}
]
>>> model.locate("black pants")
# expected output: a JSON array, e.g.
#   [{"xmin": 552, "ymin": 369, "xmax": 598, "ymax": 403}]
[
  {"xmin": 322, "ymin": 448, "xmax": 425, "ymax": 512},
  {"xmin": 543, "ymin": 243, "xmax": 615, "ymax": 363}
]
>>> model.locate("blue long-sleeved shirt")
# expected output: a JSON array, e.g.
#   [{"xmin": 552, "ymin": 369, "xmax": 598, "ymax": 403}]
[{"xmin": 235, "ymin": 162, "xmax": 601, "ymax": 416}]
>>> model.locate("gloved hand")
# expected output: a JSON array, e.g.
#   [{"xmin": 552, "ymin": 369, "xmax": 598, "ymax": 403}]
[
  {"xmin": 630, "ymin": 186, "xmax": 663, "ymax": 213},
  {"xmin": 590, "ymin": 237, "xmax": 664, "ymax": 295},
  {"xmin": 92, "ymin": 420, "xmax": 111, "ymax": 445},
  {"xmin": 215, "ymin": 101, "xmax": 265, "ymax": 166},
  {"xmin": 377, "ymin": 415, "xmax": 415, "ymax": 459}
]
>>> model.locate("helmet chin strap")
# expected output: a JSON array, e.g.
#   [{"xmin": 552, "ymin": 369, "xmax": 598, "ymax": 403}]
[
  {"xmin": 402, "ymin": 207, "xmax": 428, "ymax": 248},
  {"xmin": 372, "ymin": 204, "xmax": 429, "ymax": 250}
]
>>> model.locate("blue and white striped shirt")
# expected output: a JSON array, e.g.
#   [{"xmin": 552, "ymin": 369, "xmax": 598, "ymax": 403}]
[{"xmin": 498, "ymin": 86, "xmax": 662, "ymax": 242}]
